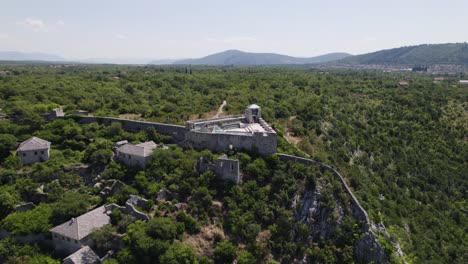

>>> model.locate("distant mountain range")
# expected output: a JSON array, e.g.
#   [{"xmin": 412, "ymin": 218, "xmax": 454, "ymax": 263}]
[
  {"xmin": 340, "ymin": 43, "xmax": 468, "ymax": 65},
  {"xmin": 0, "ymin": 51, "xmax": 65, "ymax": 62},
  {"xmin": 173, "ymin": 50, "xmax": 352, "ymax": 65},
  {"xmin": 1, "ymin": 43, "xmax": 467, "ymax": 65},
  {"xmin": 148, "ymin": 59, "xmax": 184, "ymax": 65}
]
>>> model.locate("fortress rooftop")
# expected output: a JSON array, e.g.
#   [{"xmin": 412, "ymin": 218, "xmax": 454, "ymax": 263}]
[{"xmin": 185, "ymin": 104, "xmax": 274, "ymax": 135}]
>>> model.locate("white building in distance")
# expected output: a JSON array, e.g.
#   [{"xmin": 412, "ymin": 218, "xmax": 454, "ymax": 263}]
[{"xmin": 16, "ymin": 137, "xmax": 51, "ymax": 165}]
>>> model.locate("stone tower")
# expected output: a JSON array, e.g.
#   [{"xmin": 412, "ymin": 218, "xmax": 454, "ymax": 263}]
[{"xmin": 245, "ymin": 104, "xmax": 261, "ymax": 123}]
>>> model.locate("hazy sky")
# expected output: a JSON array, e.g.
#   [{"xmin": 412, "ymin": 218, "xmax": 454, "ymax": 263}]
[{"xmin": 1, "ymin": 0, "xmax": 467, "ymax": 60}]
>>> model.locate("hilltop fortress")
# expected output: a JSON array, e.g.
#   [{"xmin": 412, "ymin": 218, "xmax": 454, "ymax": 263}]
[
  {"xmin": 185, "ymin": 104, "xmax": 277, "ymax": 155},
  {"xmin": 77, "ymin": 104, "xmax": 277, "ymax": 155}
]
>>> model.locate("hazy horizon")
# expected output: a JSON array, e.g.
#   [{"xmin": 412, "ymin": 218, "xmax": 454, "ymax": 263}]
[{"xmin": 1, "ymin": 0, "xmax": 467, "ymax": 61}]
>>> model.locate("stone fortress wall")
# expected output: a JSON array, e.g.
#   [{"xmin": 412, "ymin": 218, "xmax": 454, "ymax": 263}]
[
  {"xmin": 74, "ymin": 104, "xmax": 278, "ymax": 155},
  {"xmin": 185, "ymin": 129, "xmax": 277, "ymax": 155},
  {"xmin": 77, "ymin": 116, "xmax": 187, "ymax": 142},
  {"xmin": 276, "ymin": 153, "xmax": 397, "ymax": 264},
  {"xmin": 276, "ymin": 153, "xmax": 370, "ymax": 225}
]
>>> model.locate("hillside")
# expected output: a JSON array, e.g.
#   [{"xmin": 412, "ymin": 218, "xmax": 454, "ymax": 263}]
[
  {"xmin": 174, "ymin": 50, "xmax": 352, "ymax": 65},
  {"xmin": 340, "ymin": 43, "xmax": 468, "ymax": 65},
  {"xmin": 0, "ymin": 64, "xmax": 466, "ymax": 263}
]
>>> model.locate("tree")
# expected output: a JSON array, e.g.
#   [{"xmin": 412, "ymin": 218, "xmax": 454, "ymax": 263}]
[
  {"xmin": 237, "ymin": 250, "xmax": 256, "ymax": 264},
  {"xmin": 0, "ymin": 204, "xmax": 52, "ymax": 235},
  {"xmin": 0, "ymin": 134, "xmax": 17, "ymax": 159},
  {"xmin": 51, "ymin": 192, "xmax": 90, "ymax": 224},
  {"xmin": 0, "ymin": 192, "xmax": 17, "ymax": 220},
  {"xmin": 159, "ymin": 243, "xmax": 198, "ymax": 264},
  {"xmin": 145, "ymin": 217, "xmax": 182, "ymax": 240},
  {"xmin": 214, "ymin": 241, "xmax": 237, "ymax": 264},
  {"xmin": 89, "ymin": 225, "xmax": 121, "ymax": 255}
]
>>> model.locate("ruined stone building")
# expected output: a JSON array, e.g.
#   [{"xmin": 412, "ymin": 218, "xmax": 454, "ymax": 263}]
[
  {"xmin": 41, "ymin": 108, "xmax": 65, "ymax": 122},
  {"xmin": 198, "ymin": 154, "xmax": 241, "ymax": 184}
]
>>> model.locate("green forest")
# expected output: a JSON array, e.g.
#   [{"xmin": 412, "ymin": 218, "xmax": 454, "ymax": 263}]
[{"xmin": 0, "ymin": 64, "xmax": 466, "ymax": 263}]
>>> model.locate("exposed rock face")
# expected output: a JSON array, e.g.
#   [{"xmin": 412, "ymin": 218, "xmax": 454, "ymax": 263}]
[
  {"xmin": 297, "ymin": 185, "xmax": 390, "ymax": 264},
  {"xmin": 282, "ymin": 152, "xmax": 396, "ymax": 263},
  {"xmin": 355, "ymin": 232, "xmax": 389, "ymax": 264}
]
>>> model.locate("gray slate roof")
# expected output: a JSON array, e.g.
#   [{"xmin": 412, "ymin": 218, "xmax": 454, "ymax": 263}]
[
  {"xmin": 117, "ymin": 141, "xmax": 157, "ymax": 157},
  {"xmin": 17, "ymin": 137, "xmax": 51, "ymax": 151},
  {"xmin": 50, "ymin": 205, "xmax": 111, "ymax": 240},
  {"xmin": 63, "ymin": 246, "xmax": 101, "ymax": 264}
]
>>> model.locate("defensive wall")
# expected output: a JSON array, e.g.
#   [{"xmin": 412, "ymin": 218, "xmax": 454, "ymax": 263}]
[
  {"xmin": 276, "ymin": 153, "xmax": 370, "ymax": 228},
  {"xmin": 73, "ymin": 115, "xmax": 278, "ymax": 155},
  {"xmin": 276, "ymin": 153, "xmax": 395, "ymax": 263},
  {"xmin": 76, "ymin": 116, "xmax": 187, "ymax": 142},
  {"xmin": 186, "ymin": 129, "xmax": 277, "ymax": 155}
]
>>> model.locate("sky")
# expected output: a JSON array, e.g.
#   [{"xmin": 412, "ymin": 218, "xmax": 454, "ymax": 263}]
[{"xmin": 1, "ymin": 0, "xmax": 467, "ymax": 61}]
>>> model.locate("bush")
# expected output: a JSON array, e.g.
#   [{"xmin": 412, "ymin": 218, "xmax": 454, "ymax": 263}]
[
  {"xmin": 214, "ymin": 241, "xmax": 237, "ymax": 264},
  {"xmin": 159, "ymin": 243, "xmax": 198, "ymax": 264}
]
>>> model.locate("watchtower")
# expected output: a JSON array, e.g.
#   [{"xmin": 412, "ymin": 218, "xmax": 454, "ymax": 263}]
[{"xmin": 245, "ymin": 104, "xmax": 261, "ymax": 124}]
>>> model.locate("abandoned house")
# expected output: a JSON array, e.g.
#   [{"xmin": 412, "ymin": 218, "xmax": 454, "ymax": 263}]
[
  {"xmin": 50, "ymin": 205, "xmax": 111, "ymax": 254},
  {"xmin": 16, "ymin": 137, "xmax": 51, "ymax": 165},
  {"xmin": 114, "ymin": 141, "xmax": 158, "ymax": 168}
]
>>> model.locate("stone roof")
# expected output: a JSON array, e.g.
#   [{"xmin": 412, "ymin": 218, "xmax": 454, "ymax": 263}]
[
  {"xmin": 17, "ymin": 137, "xmax": 51, "ymax": 151},
  {"xmin": 63, "ymin": 246, "xmax": 101, "ymax": 264},
  {"xmin": 50, "ymin": 205, "xmax": 111, "ymax": 240},
  {"xmin": 116, "ymin": 141, "xmax": 157, "ymax": 157},
  {"xmin": 246, "ymin": 104, "xmax": 261, "ymax": 109}
]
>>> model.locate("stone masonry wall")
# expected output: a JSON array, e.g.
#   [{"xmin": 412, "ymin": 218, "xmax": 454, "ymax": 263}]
[
  {"xmin": 198, "ymin": 155, "xmax": 241, "ymax": 184},
  {"xmin": 76, "ymin": 116, "xmax": 187, "ymax": 142},
  {"xmin": 74, "ymin": 116, "xmax": 277, "ymax": 155},
  {"xmin": 276, "ymin": 153, "xmax": 392, "ymax": 264},
  {"xmin": 186, "ymin": 131, "xmax": 277, "ymax": 155},
  {"xmin": 276, "ymin": 153, "xmax": 370, "ymax": 225}
]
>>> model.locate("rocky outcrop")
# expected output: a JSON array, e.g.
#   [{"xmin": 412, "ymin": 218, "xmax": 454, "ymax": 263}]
[
  {"xmin": 279, "ymin": 153, "xmax": 397, "ymax": 264},
  {"xmin": 355, "ymin": 233, "xmax": 388, "ymax": 264}
]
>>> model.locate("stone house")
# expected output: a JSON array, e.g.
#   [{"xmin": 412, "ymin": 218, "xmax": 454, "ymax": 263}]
[
  {"xmin": 50, "ymin": 205, "xmax": 111, "ymax": 254},
  {"xmin": 16, "ymin": 137, "xmax": 51, "ymax": 165},
  {"xmin": 63, "ymin": 246, "xmax": 101, "ymax": 264},
  {"xmin": 50, "ymin": 196, "xmax": 150, "ymax": 255},
  {"xmin": 114, "ymin": 141, "xmax": 158, "ymax": 168}
]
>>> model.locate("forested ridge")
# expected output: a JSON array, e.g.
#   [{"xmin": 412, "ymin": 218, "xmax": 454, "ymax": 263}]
[
  {"xmin": 0, "ymin": 64, "xmax": 466, "ymax": 263},
  {"xmin": 340, "ymin": 43, "xmax": 468, "ymax": 65}
]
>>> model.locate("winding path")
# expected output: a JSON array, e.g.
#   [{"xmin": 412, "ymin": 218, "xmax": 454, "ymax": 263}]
[{"xmin": 213, "ymin": 100, "xmax": 227, "ymax": 118}]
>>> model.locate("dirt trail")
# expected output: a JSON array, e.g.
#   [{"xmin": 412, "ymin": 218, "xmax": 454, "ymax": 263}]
[
  {"xmin": 284, "ymin": 115, "xmax": 302, "ymax": 145},
  {"xmin": 213, "ymin": 100, "xmax": 227, "ymax": 118}
]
